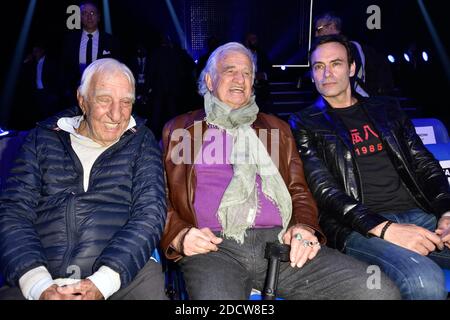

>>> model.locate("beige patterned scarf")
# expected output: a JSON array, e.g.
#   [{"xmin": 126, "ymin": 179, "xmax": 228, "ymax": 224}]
[{"xmin": 204, "ymin": 92, "xmax": 292, "ymax": 244}]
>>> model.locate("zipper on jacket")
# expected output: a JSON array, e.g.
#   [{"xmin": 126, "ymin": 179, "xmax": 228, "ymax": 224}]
[
  {"xmin": 85, "ymin": 129, "xmax": 135, "ymax": 191},
  {"xmin": 351, "ymin": 152, "xmax": 364, "ymax": 204},
  {"xmin": 57, "ymin": 131, "xmax": 85, "ymax": 192},
  {"xmin": 60, "ymin": 192, "xmax": 77, "ymax": 277}
]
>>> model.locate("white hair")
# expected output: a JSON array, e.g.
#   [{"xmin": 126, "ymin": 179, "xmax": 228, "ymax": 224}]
[
  {"xmin": 78, "ymin": 58, "xmax": 135, "ymax": 101},
  {"xmin": 197, "ymin": 42, "xmax": 256, "ymax": 96}
]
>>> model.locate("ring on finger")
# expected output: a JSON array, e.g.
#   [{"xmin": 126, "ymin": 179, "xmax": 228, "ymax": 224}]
[
  {"xmin": 303, "ymin": 240, "xmax": 318, "ymax": 248},
  {"xmin": 294, "ymin": 233, "xmax": 303, "ymax": 241}
]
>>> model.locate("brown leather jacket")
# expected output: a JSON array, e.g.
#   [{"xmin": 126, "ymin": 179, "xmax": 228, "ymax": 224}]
[{"xmin": 161, "ymin": 109, "xmax": 325, "ymax": 260}]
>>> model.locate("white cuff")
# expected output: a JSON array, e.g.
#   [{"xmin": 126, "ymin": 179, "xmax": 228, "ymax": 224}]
[
  {"xmin": 87, "ymin": 266, "xmax": 121, "ymax": 300},
  {"xmin": 19, "ymin": 266, "xmax": 54, "ymax": 300}
]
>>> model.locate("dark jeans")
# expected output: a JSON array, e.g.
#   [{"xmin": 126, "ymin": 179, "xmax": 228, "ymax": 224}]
[
  {"xmin": 179, "ymin": 227, "xmax": 400, "ymax": 300},
  {"xmin": 0, "ymin": 259, "xmax": 167, "ymax": 300},
  {"xmin": 345, "ymin": 208, "xmax": 450, "ymax": 300}
]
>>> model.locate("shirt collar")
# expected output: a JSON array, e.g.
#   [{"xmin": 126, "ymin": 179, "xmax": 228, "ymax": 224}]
[{"xmin": 82, "ymin": 29, "xmax": 99, "ymax": 38}]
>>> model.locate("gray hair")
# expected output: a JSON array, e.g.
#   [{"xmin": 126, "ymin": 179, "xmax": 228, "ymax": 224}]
[
  {"xmin": 78, "ymin": 58, "xmax": 135, "ymax": 101},
  {"xmin": 197, "ymin": 42, "xmax": 255, "ymax": 96}
]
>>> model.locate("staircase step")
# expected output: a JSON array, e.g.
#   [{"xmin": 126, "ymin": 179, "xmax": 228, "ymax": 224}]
[
  {"xmin": 268, "ymin": 81, "xmax": 301, "ymax": 91},
  {"xmin": 270, "ymin": 91, "xmax": 314, "ymax": 95}
]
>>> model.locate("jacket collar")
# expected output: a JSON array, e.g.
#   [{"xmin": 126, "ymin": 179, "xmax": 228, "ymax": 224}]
[
  {"xmin": 183, "ymin": 108, "xmax": 272, "ymax": 131},
  {"xmin": 311, "ymin": 95, "xmax": 399, "ymax": 154},
  {"xmin": 360, "ymin": 97, "xmax": 390, "ymax": 140},
  {"xmin": 180, "ymin": 107, "xmax": 275, "ymax": 164},
  {"xmin": 311, "ymin": 96, "xmax": 354, "ymax": 152}
]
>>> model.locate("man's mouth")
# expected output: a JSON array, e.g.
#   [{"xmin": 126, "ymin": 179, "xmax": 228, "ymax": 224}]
[{"xmin": 104, "ymin": 123, "xmax": 120, "ymax": 130}]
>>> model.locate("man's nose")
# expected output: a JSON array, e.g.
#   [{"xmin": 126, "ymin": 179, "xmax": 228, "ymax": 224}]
[
  {"xmin": 233, "ymin": 72, "xmax": 245, "ymax": 83},
  {"xmin": 108, "ymin": 101, "xmax": 121, "ymax": 122}
]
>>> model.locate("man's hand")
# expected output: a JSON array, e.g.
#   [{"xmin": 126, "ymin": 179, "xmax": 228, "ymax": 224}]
[
  {"xmin": 370, "ymin": 222, "xmax": 444, "ymax": 255},
  {"xmin": 435, "ymin": 215, "xmax": 450, "ymax": 249},
  {"xmin": 39, "ymin": 284, "xmax": 82, "ymax": 300},
  {"xmin": 56, "ymin": 279, "xmax": 104, "ymax": 300},
  {"xmin": 171, "ymin": 227, "xmax": 223, "ymax": 256},
  {"xmin": 282, "ymin": 224, "xmax": 320, "ymax": 268}
]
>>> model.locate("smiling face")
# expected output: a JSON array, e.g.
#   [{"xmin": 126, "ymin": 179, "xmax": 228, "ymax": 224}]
[
  {"xmin": 77, "ymin": 71, "xmax": 134, "ymax": 146},
  {"xmin": 205, "ymin": 51, "xmax": 253, "ymax": 109},
  {"xmin": 310, "ymin": 41, "xmax": 355, "ymax": 107}
]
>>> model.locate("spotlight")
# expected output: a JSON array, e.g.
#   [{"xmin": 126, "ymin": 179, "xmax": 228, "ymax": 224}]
[
  {"xmin": 422, "ymin": 51, "xmax": 429, "ymax": 62},
  {"xmin": 280, "ymin": 65, "xmax": 286, "ymax": 71},
  {"xmin": 194, "ymin": 59, "xmax": 198, "ymax": 64},
  {"xmin": 0, "ymin": 127, "xmax": 10, "ymax": 137},
  {"xmin": 403, "ymin": 53, "xmax": 410, "ymax": 62},
  {"xmin": 387, "ymin": 55, "xmax": 395, "ymax": 63}
]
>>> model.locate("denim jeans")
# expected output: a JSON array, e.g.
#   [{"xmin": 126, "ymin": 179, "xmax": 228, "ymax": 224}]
[
  {"xmin": 345, "ymin": 208, "xmax": 450, "ymax": 300},
  {"xmin": 179, "ymin": 227, "xmax": 400, "ymax": 300}
]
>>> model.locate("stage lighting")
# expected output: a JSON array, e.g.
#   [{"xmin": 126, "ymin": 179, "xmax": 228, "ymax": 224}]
[
  {"xmin": 280, "ymin": 65, "xmax": 286, "ymax": 71},
  {"xmin": 422, "ymin": 51, "xmax": 429, "ymax": 62},
  {"xmin": 387, "ymin": 55, "xmax": 395, "ymax": 63},
  {"xmin": 403, "ymin": 53, "xmax": 411, "ymax": 62},
  {"xmin": 0, "ymin": 127, "xmax": 10, "ymax": 137}
]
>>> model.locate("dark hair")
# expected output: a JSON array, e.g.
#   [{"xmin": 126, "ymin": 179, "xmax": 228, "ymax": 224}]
[
  {"xmin": 309, "ymin": 34, "xmax": 354, "ymax": 66},
  {"xmin": 313, "ymin": 12, "xmax": 342, "ymax": 33},
  {"xmin": 80, "ymin": 1, "xmax": 99, "ymax": 11}
]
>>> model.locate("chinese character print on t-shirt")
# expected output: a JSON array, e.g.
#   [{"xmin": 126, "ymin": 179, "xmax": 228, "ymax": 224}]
[{"xmin": 350, "ymin": 123, "xmax": 383, "ymax": 157}]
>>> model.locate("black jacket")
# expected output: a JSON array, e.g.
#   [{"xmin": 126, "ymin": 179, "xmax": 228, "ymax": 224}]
[
  {"xmin": 61, "ymin": 30, "xmax": 121, "ymax": 97},
  {"xmin": 0, "ymin": 108, "xmax": 166, "ymax": 287},
  {"xmin": 289, "ymin": 96, "xmax": 450, "ymax": 251}
]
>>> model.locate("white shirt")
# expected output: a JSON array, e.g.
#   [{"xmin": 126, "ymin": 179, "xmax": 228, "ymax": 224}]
[
  {"xmin": 36, "ymin": 56, "xmax": 45, "ymax": 89},
  {"xmin": 79, "ymin": 29, "xmax": 99, "ymax": 65},
  {"xmin": 19, "ymin": 115, "xmax": 137, "ymax": 300}
]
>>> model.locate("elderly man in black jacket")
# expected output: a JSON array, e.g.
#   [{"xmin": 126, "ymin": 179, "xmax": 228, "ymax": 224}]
[
  {"xmin": 0, "ymin": 58, "xmax": 166, "ymax": 300},
  {"xmin": 289, "ymin": 35, "xmax": 450, "ymax": 300}
]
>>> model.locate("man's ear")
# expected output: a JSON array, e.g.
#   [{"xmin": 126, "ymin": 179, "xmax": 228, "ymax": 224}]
[
  {"xmin": 349, "ymin": 61, "xmax": 356, "ymax": 77},
  {"xmin": 205, "ymin": 73, "xmax": 214, "ymax": 92},
  {"xmin": 77, "ymin": 90, "xmax": 86, "ymax": 115}
]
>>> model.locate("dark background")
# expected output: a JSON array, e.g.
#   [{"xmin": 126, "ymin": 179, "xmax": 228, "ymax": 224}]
[{"xmin": 1, "ymin": 0, "xmax": 449, "ymax": 129}]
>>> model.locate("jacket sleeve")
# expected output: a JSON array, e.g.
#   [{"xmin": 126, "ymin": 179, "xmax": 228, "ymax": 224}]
[
  {"xmin": 159, "ymin": 120, "xmax": 193, "ymax": 261},
  {"xmin": 397, "ymin": 105, "xmax": 450, "ymax": 215},
  {"xmin": 0, "ymin": 129, "xmax": 49, "ymax": 286},
  {"xmin": 289, "ymin": 114, "xmax": 388, "ymax": 237},
  {"xmin": 93, "ymin": 129, "xmax": 167, "ymax": 288},
  {"xmin": 281, "ymin": 120, "xmax": 326, "ymax": 243}
]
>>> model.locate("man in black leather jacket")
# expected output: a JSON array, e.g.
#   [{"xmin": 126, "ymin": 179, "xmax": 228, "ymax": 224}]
[{"xmin": 289, "ymin": 34, "xmax": 450, "ymax": 300}]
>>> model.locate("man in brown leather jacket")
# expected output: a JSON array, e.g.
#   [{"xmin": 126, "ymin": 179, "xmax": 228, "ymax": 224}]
[{"xmin": 160, "ymin": 42, "xmax": 399, "ymax": 300}]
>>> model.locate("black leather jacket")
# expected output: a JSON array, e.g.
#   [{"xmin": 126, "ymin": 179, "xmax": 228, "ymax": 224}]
[{"xmin": 289, "ymin": 96, "xmax": 450, "ymax": 251}]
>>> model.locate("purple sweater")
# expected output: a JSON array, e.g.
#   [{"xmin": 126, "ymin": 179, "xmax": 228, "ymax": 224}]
[{"xmin": 193, "ymin": 128, "xmax": 282, "ymax": 231}]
